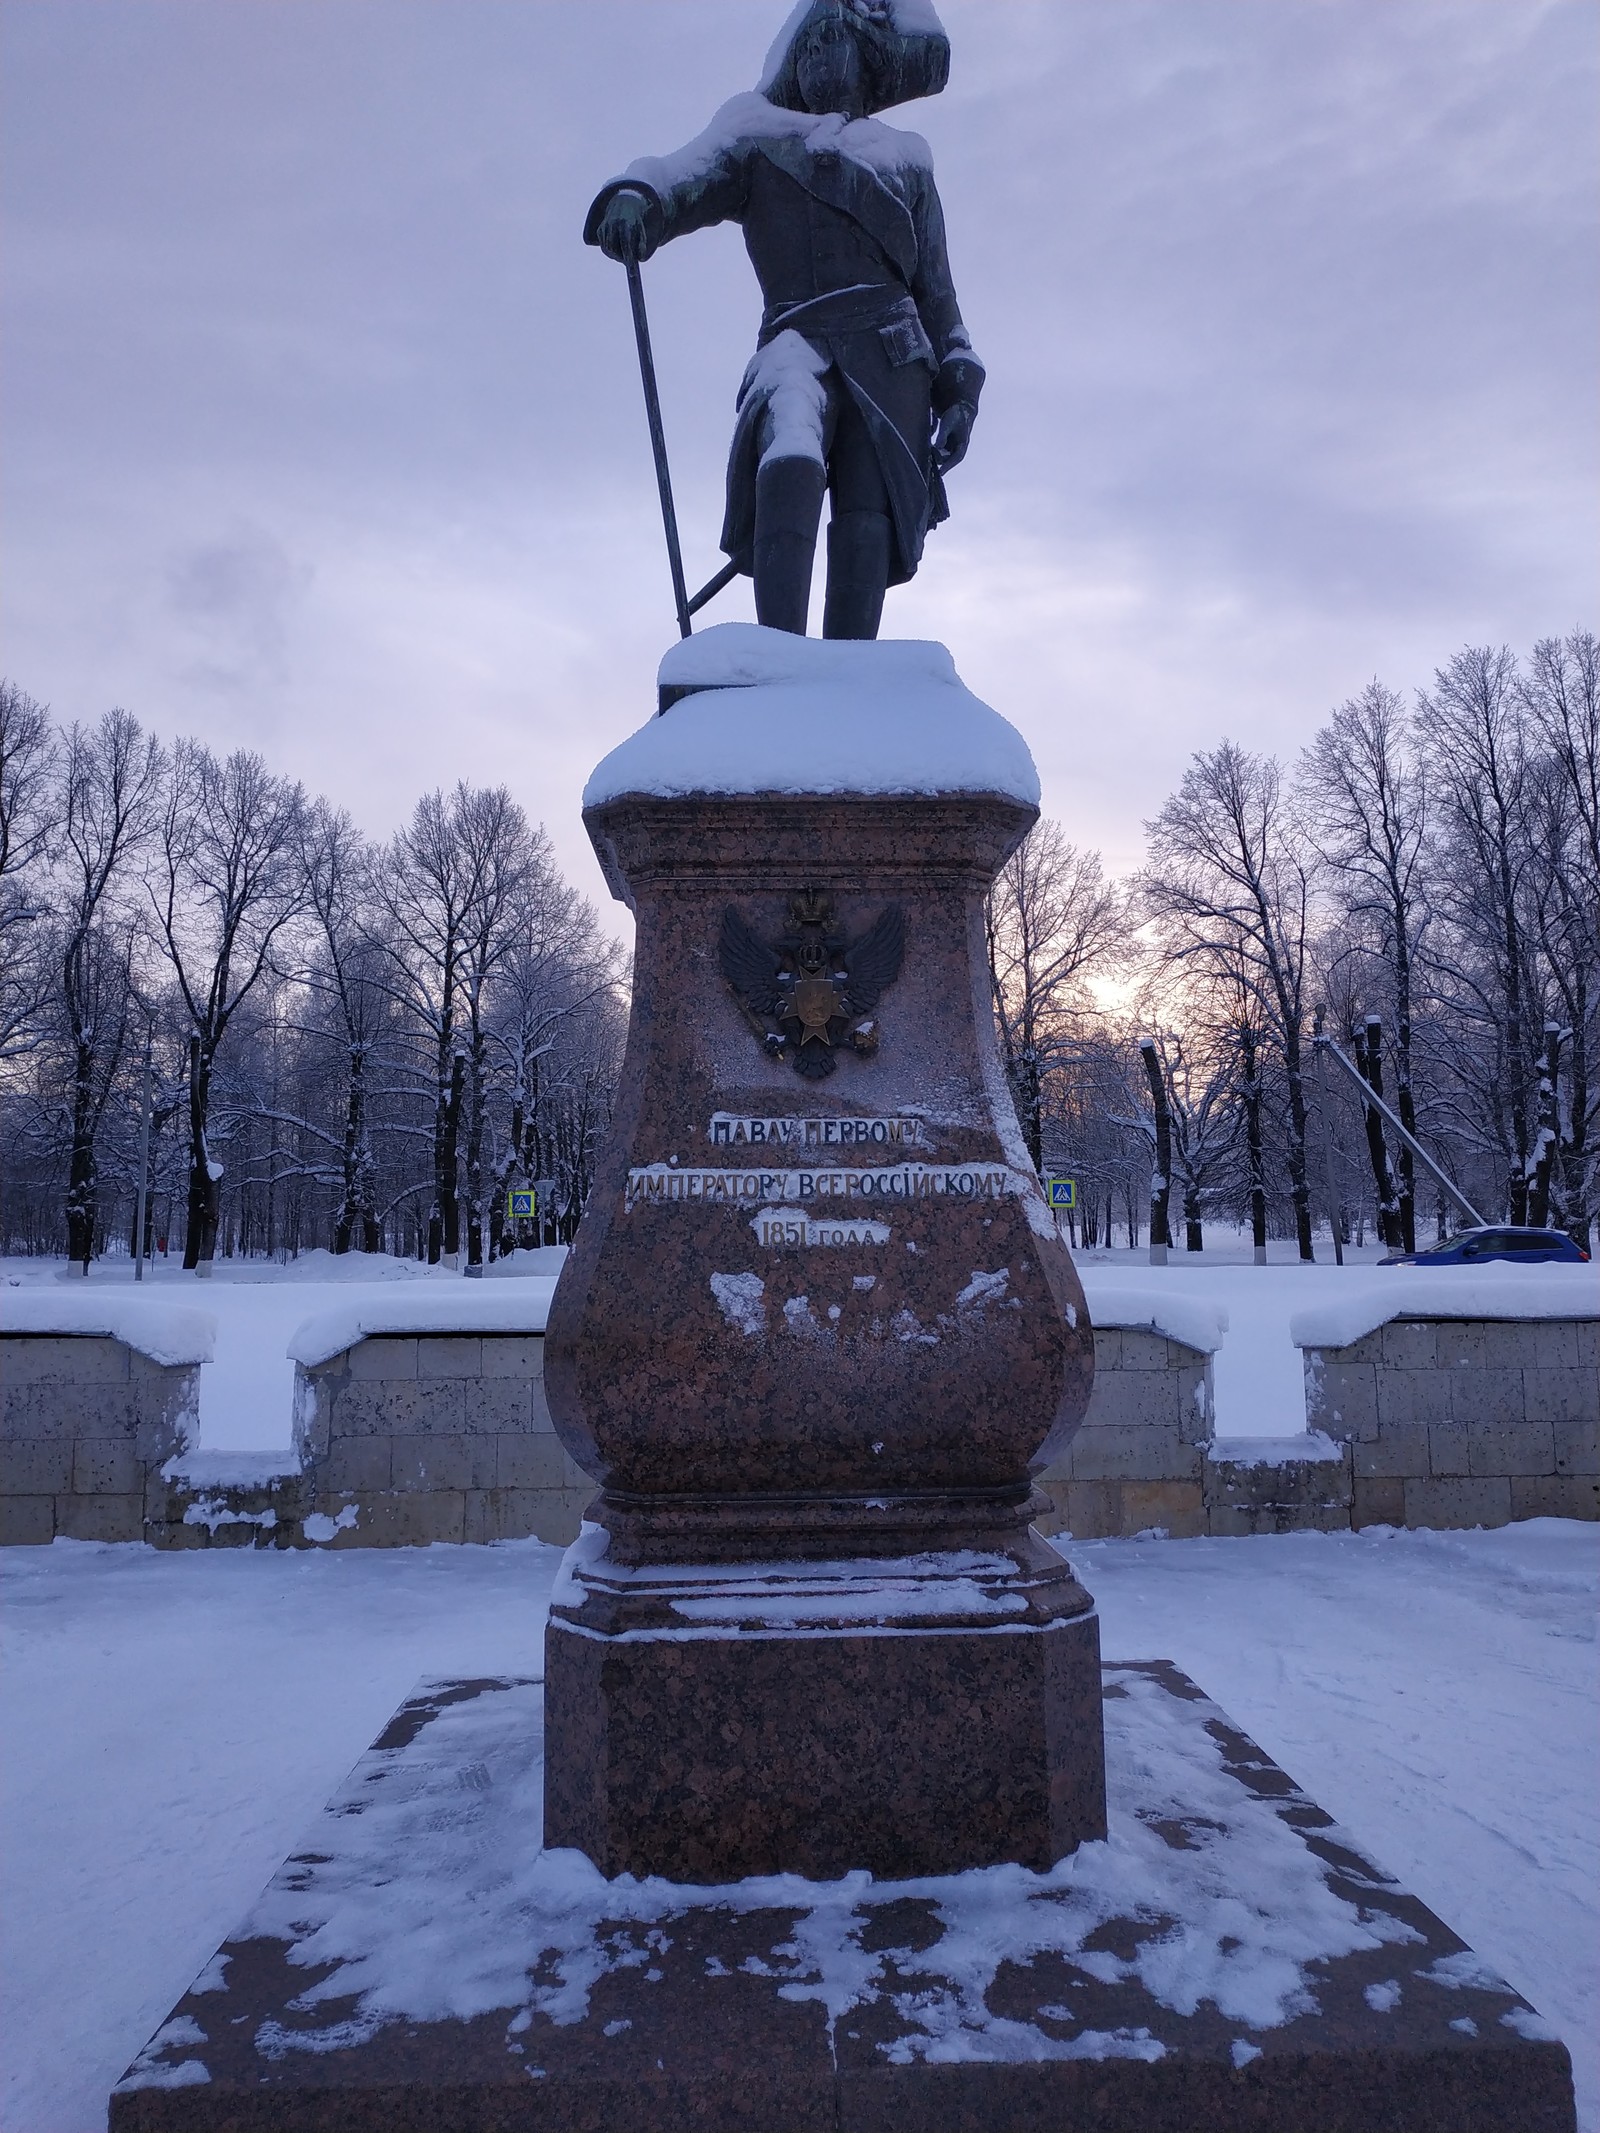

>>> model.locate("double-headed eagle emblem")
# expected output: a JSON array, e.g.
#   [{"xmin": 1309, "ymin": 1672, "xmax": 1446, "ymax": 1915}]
[{"xmin": 719, "ymin": 888, "xmax": 905, "ymax": 1080}]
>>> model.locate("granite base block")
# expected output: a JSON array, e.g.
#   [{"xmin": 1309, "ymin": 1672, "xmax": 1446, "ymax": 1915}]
[
  {"xmin": 544, "ymin": 1529, "xmax": 1107, "ymax": 1880},
  {"xmin": 111, "ymin": 1667, "xmax": 1574, "ymax": 2133}
]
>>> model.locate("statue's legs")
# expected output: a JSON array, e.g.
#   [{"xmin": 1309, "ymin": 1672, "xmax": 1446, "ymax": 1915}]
[
  {"xmin": 753, "ymin": 455, "xmax": 827, "ymax": 635},
  {"xmin": 822, "ymin": 394, "xmax": 892, "ymax": 641},
  {"xmin": 747, "ymin": 372, "xmax": 895, "ymax": 638}
]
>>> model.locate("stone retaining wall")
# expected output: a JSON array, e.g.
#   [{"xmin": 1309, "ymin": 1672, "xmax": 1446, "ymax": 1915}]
[
  {"xmin": 1303, "ymin": 1316, "xmax": 1599, "ymax": 1530},
  {"xmin": 8, "ymin": 1313, "xmax": 1595, "ymax": 1549},
  {"xmin": 288, "ymin": 1332, "xmax": 591, "ymax": 1547},
  {"xmin": 1034, "ymin": 1328, "xmax": 1214, "ymax": 1540},
  {"xmin": 0, "ymin": 1335, "xmax": 199, "ymax": 1545},
  {"xmin": 1203, "ymin": 1439, "xmax": 1353, "ymax": 1537}
]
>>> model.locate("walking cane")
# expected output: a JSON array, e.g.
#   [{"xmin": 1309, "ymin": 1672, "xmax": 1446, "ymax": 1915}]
[{"xmin": 624, "ymin": 257, "xmax": 693, "ymax": 641}]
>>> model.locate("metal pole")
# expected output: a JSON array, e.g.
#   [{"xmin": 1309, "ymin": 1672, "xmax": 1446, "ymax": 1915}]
[
  {"xmin": 1313, "ymin": 1012, "xmax": 1344, "ymax": 1266},
  {"xmin": 134, "ymin": 1024, "xmax": 153, "ymax": 1282},
  {"xmin": 1314, "ymin": 1034, "xmax": 1487, "ymax": 1228},
  {"xmin": 624, "ymin": 256, "xmax": 693, "ymax": 641}
]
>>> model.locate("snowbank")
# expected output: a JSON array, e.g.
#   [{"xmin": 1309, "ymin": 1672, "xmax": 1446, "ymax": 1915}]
[
  {"xmin": 288, "ymin": 1281, "xmax": 560, "ymax": 1370},
  {"xmin": 584, "ymin": 625, "xmax": 1039, "ymax": 808},
  {"xmin": 1291, "ymin": 1266, "xmax": 1597, "ymax": 1350},
  {"xmin": 1077, "ymin": 1279, "xmax": 1227, "ymax": 1355},
  {"xmin": 1208, "ymin": 1432, "xmax": 1344, "ymax": 1467},
  {"xmin": 0, "ymin": 1293, "xmax": 214, "ymax": 1366}
]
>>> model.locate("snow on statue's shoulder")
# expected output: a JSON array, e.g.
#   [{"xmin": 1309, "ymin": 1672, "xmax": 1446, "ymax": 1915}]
[{"xmin": 584, "ymin": 624, "xmax": 1039, "ymax": 808}]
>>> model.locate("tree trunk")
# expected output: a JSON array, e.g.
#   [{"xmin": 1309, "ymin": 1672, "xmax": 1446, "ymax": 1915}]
[
  {"xmin": 1015, "ymin": 1047, "xmax": 1043, "ymax": 1174},
  {"xmin": 1282, "ymin": 1022, "xmax": 1315, "ymax": 1260},
  {"xmin": 1528, "ymin": 1024, "xmax": 1562, "ymax": 1230},
  {"xmin": 1354, "ymin": 1018, "xmax": 1404, "ymax": 1250},
  {"xmin": 66, "ymin": 1035, "xmax": 96, "ymax": 1273},
  {"xmin": 183, "ymin": 1036, "xmax": 220, "ymax": 1270},
  {"xmin": 1498, "ymin": 841, "xmax": 1532, "ymax": 1224},
  {"xmin": 1241, "ymin": 1024, "xmax": 1268, "ymax": 1264},
  {"xmin": 441, "ymin": 1050, "xmax": 464, "ymax": 1261},
  {"xmin": 1139, "ymin": 1038, "xmax": 1172, "ymax": 1259},
  {"xmin": 1560, "ymin": 967, "xmax": 1590, "ymax": 1250},
  {"xmin": 334, "ymin": 1046, "xmax": 368, "ymax": 1254},
  {"xmin": 1392, "ymin": 932, "xmax": 1418, "ymax": 1252},
  {"xmin": 465, "ymin": 1026, "xmax": 488, "ymax": 1269}
]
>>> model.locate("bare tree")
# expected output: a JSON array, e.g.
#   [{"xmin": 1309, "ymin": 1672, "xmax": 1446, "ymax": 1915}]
[
  {"xmin": 1417, "ymin": 647, "xmax": 1538, "ymax": 1221},
  {"xmin": 1521, "ymin": 631, "xmax": 1599, "ymax": 1244},
  {"xmin": 0, "ymin": 682, "xmax": 58, "ymax": 1062},
  {"xmin": 489, "ymin": 860, "xmax": 622, "ymax": 1253},
  {"xmin": 1143, "ymin": 743, "xmax": 1317, "ymax": 1257},
  {"xmin": 298, "ymin": 802, "xmax": 389, "ymax": 1253},
  {"xmin": 451, "ymin": 789, "xmax": 538, "ymax": 1269},
  {"xmin": 54, "ymin": 711, "xmax": 164, "ymax": 1268},
  {"xmin": 152, "ymin": 743, "xmax": 307, "ymax": 1270},
  {"xmin": 1161, "ymin": 1029, "xmax": 1237, "ymax": 1253},
  {"xmin": 1300, "ymin": 680, "xmax": 1429, "ymax": 1248},
  {"xmin": 985, "ymin": 821, "xmax": 1128, "ymax": 1171},
  {"xmin": 378, "ymin": 784, "xmax": 526, "ymax": 1266}
]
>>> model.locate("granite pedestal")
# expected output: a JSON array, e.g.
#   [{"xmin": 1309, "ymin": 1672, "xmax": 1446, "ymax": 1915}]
[
  {"xmin": 111, "ymin": 1664, "xmax": 1576, "ymax": 2131},
  {"xmin": 542, "ymin": 638, "xmax": 1110, "ymax": 1880}
]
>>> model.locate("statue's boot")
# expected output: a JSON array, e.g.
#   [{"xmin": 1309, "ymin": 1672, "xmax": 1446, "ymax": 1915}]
[
  {"xmin": 822, "ymin": 509, "xmax": 892, "ymax": 640},
  {"xmin": 753, "ymin": 456, "xmax": 826, "ymax": 635}
]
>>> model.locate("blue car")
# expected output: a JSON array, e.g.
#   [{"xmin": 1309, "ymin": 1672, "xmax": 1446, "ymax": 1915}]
[{"xmin": 1379, "ymin": 1226, "xmax": 1590, "ymax": 1267}]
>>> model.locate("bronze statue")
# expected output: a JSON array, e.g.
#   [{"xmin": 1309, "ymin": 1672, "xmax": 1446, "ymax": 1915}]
[{"xmin": 585, "ymin": 0, "xmax": 983, "ymax": 641}]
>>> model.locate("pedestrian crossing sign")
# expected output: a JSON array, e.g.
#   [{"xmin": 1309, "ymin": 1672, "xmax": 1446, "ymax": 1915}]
[
  {"xmin": 1045, "ymin": 1176, "xmax": 1077, "ymax": 1210},
  {"xmin": 506, "ymin": 1188, "xmax": 536, "ymax": 1221}
]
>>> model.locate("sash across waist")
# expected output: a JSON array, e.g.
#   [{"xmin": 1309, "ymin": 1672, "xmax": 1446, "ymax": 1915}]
[{"xmin": 758, "ymin": 283, "xmax": 916, "ymax": 345}]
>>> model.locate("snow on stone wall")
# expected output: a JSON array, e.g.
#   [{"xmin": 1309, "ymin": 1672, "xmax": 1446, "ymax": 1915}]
[
  {"xmin": 287, "ymin": 1282, "xmax": 559, "ymax": 1371},
  {"xmin": 0, "ymin": 1293, "xmax": 215, "ymax": 1366},
  {"xmin": 1076, "ymin": 1280, "xmax": 1227, "ymax": 1356},
  {"xmin": 1290, "ymin": 1267, "xmax": 1596, "ymax": 1352}
]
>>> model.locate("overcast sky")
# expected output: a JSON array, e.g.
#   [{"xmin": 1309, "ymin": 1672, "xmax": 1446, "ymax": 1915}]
[{"xmin": 3, "ymin": 0, "xmax": 1594, "ymax": 927}]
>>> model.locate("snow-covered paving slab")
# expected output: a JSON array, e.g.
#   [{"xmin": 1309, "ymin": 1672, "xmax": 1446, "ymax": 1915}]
[
  {"xmin": 2, "ymin": 1521, "xmax": 1593, "ymax": 2130},
  {"xmin": 109, "ymin": 1662, "xmax": 1568, "ymax": 2122}
]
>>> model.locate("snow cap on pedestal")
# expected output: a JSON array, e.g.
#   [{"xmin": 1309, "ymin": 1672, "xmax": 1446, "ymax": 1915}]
[{"xmin": 583, "ymin": 624, "xmax": 1040, "ymax": 808}]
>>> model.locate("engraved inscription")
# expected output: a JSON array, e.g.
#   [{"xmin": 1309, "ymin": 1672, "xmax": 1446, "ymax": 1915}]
[
  {"xmin": 751, "ymin": 1215, "xmax": 892, "ymax": 1248},
  {"xmin": 709, "ymin": 1113, "xmax": 927, "ymax": 1150},
  {"xmin": 624, "ymin": 1163, "xmax": 1015, "ymax": 1211}
]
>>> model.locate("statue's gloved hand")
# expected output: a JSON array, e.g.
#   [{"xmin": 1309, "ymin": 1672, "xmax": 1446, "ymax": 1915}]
[
  {"xmin": 933, "ymin": 400, "xmax": 976, "ymax": 471},
  {"xmin": 596, "ymin": 189, "xmax": 656, "ymax": 264}
]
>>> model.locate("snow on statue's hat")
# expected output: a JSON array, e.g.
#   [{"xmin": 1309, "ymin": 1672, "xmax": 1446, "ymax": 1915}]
[{"xmin": 759, "ymin": 0, "xmax": 950, "ymax": 117}]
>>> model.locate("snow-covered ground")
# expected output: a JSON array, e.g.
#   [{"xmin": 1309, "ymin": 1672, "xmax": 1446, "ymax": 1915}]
[
  {"xmin": 3, "ymin": 1232, "xmax": 1528, "ymax": 1449},
  {"xmin": 2, "ymin": 1520, "xmax": 1594, "ymax": 2132}
]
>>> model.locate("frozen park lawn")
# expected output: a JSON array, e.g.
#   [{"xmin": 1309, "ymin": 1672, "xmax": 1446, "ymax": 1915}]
[{"xmin": 1, "ymin": 1521, "xmax": 1594, "ymax": 2133}]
